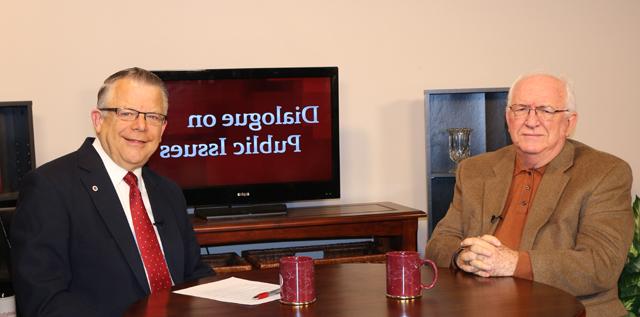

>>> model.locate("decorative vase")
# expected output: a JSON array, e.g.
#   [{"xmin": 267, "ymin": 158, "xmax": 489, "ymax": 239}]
[{"xmin": 447, "ymin": 128, "xmax": 472, "ymax": 173}]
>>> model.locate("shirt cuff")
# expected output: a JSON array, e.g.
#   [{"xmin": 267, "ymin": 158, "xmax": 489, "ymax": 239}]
[{"xmin": 513, "ymin": 251, "xmax": 533, "ymax": 280}]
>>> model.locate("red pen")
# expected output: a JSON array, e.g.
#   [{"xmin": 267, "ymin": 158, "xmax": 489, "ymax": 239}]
[{"xmin": 253, "ymin": 289, "xmax": 280, "ymax": 299}]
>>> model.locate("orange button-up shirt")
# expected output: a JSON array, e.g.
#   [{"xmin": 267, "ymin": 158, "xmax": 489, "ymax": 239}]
[{"xmin": 493, "ymin": 156, "xmax": 547, "ymax": 280}]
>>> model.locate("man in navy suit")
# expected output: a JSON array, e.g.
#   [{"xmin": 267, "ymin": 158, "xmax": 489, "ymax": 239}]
[{"xmin": 11, "ymin": 67, "xmax": 213, "ymax": 316}]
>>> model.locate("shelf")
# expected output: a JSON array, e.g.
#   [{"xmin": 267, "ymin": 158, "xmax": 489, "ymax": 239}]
[
  {"xmin": 192, "ymin": 202, "xmax": 425, "ymax": 257},
  {"xmin": 431, "ymin": 173, "xmax": 455, "ymax": 178},
  {"xmin": 424, "ymin": 88, "xmax": 510, "ymax": 235}
]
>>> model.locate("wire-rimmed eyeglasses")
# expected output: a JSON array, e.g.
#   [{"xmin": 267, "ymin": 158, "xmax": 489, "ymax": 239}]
[
  {"xmin": 508, "ymin": 104, "xmax": 570, "ymax": 120},
  {"xmin": 100, "ymin": 107, "xmax": 167, "ymax": 126}
]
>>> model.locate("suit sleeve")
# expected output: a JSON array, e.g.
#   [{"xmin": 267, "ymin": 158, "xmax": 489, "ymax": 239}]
[
  {"xmin": 181, "ymin": 221, "xmax": 214, "ymax": 281},
  {"xmin": 424, "ymin": 160, "xmax": 468, "ymax": 267},
  {"xmin": 11, "ymin": 171, "xmax": 108, "ymax": 317},
  {"xmin": 529, "ymin": 160, "xmax": 633, "ymax": 296},
  {"xmin": 168, "ymin": 183, "xmax": 214, "ymax": 281}
]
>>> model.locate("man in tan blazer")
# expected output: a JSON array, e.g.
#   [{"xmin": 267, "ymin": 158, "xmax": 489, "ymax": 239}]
[{"xmin": 425, "ymin": 73, "xmax": 633, "ymax": 317}]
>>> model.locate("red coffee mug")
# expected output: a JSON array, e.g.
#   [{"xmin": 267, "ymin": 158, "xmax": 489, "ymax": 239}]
[
  {"xmin": 386, "ymin": 251, "xmax": 438, "ymax": 299},
  {"xmin": 279, "ymin": 256, "xmax": 316, "ymax": 305}
]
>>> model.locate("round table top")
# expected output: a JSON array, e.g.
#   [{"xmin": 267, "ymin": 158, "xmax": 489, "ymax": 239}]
[{"xmin": 125, "ymin": 263, "xmax": 585, "ymax": 317}]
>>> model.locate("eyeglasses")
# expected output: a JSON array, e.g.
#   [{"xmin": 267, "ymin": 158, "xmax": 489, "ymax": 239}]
[
  {"xmin": 508, "ymin": 104, "xmax": 570, "ymax": 120},
  {"xmin": 100, "ymin": 107, "xmax": 167, "ymax": 126}
]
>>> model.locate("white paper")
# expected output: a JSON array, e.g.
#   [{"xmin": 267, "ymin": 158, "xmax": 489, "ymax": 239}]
[{"xmin": 173, "ymin": 277, "xmax": 280, "ymax": 305}]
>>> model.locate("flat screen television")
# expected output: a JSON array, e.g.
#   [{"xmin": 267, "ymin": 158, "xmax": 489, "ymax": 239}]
[
  {"xmin": 0, "ymin": 101, "xmax": 35, "ymax": 208},
  {"xmin": 148, "ymin": 67, "xmax": 340, "ymax": 217}
]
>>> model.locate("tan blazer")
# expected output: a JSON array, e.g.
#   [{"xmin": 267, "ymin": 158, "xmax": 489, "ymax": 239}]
[{"xmin": 425, "ymin": 139, "xmax": 633, "ymax": 317}]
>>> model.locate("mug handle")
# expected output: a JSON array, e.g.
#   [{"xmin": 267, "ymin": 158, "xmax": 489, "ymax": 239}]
[{"xmin": 421, "ymin": 259, "xmax": 438, "ymax": 290}]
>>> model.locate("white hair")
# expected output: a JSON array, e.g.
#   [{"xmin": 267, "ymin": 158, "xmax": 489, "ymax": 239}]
[{"xmin": 506, "ymin": 73, "xmax": 576, "ymax": 114}]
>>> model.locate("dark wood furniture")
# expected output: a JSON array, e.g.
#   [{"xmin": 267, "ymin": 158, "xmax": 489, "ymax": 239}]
[
  {"xmin": 0, "ymin": 207, "xmax": 15, "ymax": 294},
  {"xmin": 192, "ymin": 202, "xmax": 425, "ymax": 252},
  {"xmin": 125, "ymin": 263, "xmax": 586, "ymax": 317}
]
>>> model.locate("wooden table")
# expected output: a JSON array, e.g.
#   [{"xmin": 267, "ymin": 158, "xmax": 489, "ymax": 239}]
[
  {"xmin": 125, "ymin": 263, "xmax": 585, "ymax": 317},
  {"xmin": 192, "ymin": 202, "xmax": 425, "ymax": 251}
]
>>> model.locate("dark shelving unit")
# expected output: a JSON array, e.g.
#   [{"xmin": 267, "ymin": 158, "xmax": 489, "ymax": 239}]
[{"xmin": 425, "ymin": 88, "xmax": 510, "ymax": 236}]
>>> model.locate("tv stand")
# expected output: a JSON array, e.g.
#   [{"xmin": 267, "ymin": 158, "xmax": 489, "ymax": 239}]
[
  {"xmin": 192, "ymin": 202, "xmax": 425, "ymax": 251},
  {"xmin": 194, "ymin": 203, "xmax": 287, "ymax": 220}
]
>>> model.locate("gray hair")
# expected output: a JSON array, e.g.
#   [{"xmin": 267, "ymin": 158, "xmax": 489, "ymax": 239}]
[
  {"xmin": 506, "ymin": 73, "xmax": 576, "ymax": 113},
  {"xmin": 97, "ymin": 67, "xmax": 169, "ymax": 113}
]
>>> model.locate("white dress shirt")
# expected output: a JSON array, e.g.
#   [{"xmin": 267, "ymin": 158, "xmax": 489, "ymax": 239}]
[{"xmin": 92, "ymin": 139, "xmax": 173, "ymax": 287}]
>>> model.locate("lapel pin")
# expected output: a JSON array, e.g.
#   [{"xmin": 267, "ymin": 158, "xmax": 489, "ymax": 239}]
[{"xmin": 92, "ymin": 185, "xmax": 99, "ymax": 192}]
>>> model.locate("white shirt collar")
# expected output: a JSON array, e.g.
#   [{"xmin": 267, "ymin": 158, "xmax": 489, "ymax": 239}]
[{"xmin": 92, "ymin": 138, "xmax": 143, "ymax": 185}]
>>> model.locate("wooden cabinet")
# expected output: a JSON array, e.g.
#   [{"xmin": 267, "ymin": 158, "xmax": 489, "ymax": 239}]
[
  {"xmin": 424, "ymin": 88, "xmax": 510, "ymax": 235},
  {"xmin": 192, "ymin": 202, "xmax": 425, "ymax": 252}
]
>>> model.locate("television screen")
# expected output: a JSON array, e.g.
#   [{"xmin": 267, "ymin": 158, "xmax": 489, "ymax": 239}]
[
  {"xmin": 148, "ymin": 67, "xmax": 340, "ymax": 209},
  {"xmin": 0, "ymin": 101, "xmax": 35, "ymax": 207}
]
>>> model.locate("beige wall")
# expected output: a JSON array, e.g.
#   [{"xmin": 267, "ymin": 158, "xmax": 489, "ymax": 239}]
[{"xmin": 2, "ymin": 1, "xmax": 639, "ymax": 252}]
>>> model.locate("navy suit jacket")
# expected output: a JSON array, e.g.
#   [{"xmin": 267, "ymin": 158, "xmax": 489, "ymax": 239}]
[{"xmin": 11, "ymin": 138, "xmax": 212, "ymax": 316}]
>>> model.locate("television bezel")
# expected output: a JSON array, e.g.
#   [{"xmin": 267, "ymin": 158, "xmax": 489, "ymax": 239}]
[
  {"xmin": 0, "ymin": 101, "xmax": 35, "ymax": 208},
  {"xmin": 152, "ymin": 67, "xmax": 340, "ymax": 208}
]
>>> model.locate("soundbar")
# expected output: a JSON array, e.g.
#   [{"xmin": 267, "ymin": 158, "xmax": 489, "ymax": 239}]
[{"xmin": 194, "ymin": 203, "xmax": 288, "ymax": 220}]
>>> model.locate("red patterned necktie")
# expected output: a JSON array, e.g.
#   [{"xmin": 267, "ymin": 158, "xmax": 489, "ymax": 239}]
[{"xmin": 123, "ymin": 172, "xmax": 172, "ymax": 293}]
